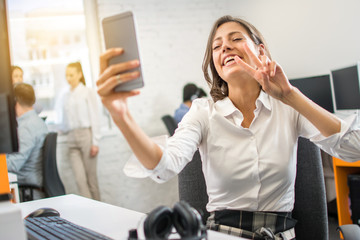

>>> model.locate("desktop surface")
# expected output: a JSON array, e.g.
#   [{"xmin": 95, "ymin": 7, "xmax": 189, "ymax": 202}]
[
  {"xmin": 17, "ymin": 194, "xmax": 244, "ymax": 240},
  {"xmin": 8, "ymin": 172, "xmax": 17, "ymax": 183}
]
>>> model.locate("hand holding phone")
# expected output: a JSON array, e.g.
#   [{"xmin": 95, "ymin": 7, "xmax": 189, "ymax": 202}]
[{"xmin": 102, "ymin": 11, "xmax": 144, "ymax": 92}]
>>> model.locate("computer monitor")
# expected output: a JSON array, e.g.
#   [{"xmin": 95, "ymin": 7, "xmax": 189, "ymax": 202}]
[
  {"xmin": 0, "ymin": 0, "xmax": 19, "ymax": 153},
  {"xmin": 331, "ymin": 63, "xmax": 360, "ymax": 111},
  {"xmin": 290, "ymin": 74, "xmax": 334, "ymax": 113}
]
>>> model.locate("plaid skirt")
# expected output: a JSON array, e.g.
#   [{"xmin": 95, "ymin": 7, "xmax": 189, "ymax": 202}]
[{"xmin": 206, "ymin": 209, "xmax": 297, "ymax": 240}]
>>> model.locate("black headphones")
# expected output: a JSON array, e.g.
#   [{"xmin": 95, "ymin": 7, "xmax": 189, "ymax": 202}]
[{"xmin": 128, "ymin": 201, "xmax": 207, "ymax": 240}]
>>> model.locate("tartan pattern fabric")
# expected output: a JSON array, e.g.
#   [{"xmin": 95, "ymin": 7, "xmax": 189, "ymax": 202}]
[{"xmin": 206, "ymin": 210, "xmax": 297, "ymax": 240}]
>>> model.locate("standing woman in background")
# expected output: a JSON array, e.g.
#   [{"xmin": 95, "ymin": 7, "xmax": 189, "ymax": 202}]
[
  {"xmin": 63, "ymin": 62, "xmax": 101, "ymax": 200},
  {"xmin": 11, "ymin": 65, "xmax": 24, "ymax": 84}
]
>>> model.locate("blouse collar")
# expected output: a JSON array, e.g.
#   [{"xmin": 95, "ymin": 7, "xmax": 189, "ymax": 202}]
[{"xmin": 215, "ymin": 90, "xmax": 272, "ymax": 117}]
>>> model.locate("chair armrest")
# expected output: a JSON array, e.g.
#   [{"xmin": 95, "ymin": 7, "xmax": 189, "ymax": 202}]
[
  {"xmin": 337, "ymin": 224, "xmax": 360, "ymax": 240},
  {"xmin": 18, "ymin": 183, "xmax": 42, "ymax": 190},
  {"xmin": 18, "ymin": 184, "xmax": 43, "ymax": 202}
]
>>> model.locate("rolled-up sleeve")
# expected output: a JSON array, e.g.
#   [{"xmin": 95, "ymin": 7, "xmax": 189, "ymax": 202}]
[
  {"xmin": 123, "ymin": 136, "xmax": 171, "ymax": 183},
  {"xmin": 299, "ymin": 113, "xmax": 360, "ymax": 162},
  {"xmin": 123, "ymin": 99, "xmax": 208, "ymax": 183}
]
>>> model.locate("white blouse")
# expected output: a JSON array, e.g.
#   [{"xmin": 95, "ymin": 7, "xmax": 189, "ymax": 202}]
[
  {"xmin": 63, "ymin": 84, "xmax": 101, "ymax": 146},
  {"xmin": 125, "ymin": 91, "xmax": 360, "ymax": 213}
]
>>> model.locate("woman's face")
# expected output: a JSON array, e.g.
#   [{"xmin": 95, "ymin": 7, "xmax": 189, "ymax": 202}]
[
  {"xmin": 212, "ymin": 22, "xmax": 261, "ymax": 83},
  {"xmin": 66, "ymin": 67, "xmax": 82, "ymax": 89},
  {"xmin": 12, "ymin": 68, "xmax": 23, "ymax": 84}
]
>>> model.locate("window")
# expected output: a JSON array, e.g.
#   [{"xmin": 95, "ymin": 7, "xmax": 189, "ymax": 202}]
[{"xmin": 7, "ymin": 0, "xmax": 98, "ymax": 129}]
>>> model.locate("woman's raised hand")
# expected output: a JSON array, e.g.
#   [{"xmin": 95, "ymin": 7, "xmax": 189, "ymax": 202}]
[
  {"xmin": 235, "ymin": 43, "xmax": 294, "ymax": 102},
  {"xmin": 96, "ymin": 48, "xmax": 141, "ymax": 120}
]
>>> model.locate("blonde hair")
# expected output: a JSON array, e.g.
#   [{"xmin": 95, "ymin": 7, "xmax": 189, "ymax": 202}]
[{"xmin": 67, "ymin": 62, "xmax": 86, "ymax": 86}]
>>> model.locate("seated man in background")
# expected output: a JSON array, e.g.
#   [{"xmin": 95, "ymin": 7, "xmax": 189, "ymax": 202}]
[
  {"xmin": 11, "ymin": 65, "xmax": 43, "ymax": 114},
  {"xmin": 6, "ymin": 83, "xmax": 48, "ymax": 200},
  {"xmin": 174, "ymin": 83, "xmax": 207, "ymax": 124}
]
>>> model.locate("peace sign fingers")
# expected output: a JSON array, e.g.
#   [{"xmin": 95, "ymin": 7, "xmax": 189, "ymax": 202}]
[{"xmin": 243, "ymin": 42, "xmax": 263, "ymax": 70}]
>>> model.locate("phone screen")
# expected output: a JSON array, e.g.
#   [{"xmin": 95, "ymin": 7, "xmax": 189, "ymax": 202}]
[{"xmin": 102, "ymin": 11, "xmax": 144, "ymax": 92}]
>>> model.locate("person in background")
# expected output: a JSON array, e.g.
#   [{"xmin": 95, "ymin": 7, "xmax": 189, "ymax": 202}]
[
  {"xmin": 60, "ymin": 61, "xmax": 101, "ymax": 201},
  {"xmin": 96, "ymin": 15, "xmax": 360, "ymax": 239},
  {"xmin": 6, "ymin": 83, "xmax": 48, "ymax": 200},
  {"xmin": 11, "ymin": 65, "xmax": 24, "ymax": 84},
  {"xmin": 174, "ymin": 83, "xmax": 207, "ymax": 124},
  {"xmin": 11, "ymin": 65, "xmax": 43, "ymax": 114}
]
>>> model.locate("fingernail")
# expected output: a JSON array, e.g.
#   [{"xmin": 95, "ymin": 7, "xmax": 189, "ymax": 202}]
[
  {"xmin": 131, "ymin": 71, "xmax": 140, "ymax": 77},
  {"xmin": 116, "ymin": 74, "xmax": 122, "ymax": 84},
  {"xmin": 131, "ymin": 60, "xmax": 140, "ymax": 66}
]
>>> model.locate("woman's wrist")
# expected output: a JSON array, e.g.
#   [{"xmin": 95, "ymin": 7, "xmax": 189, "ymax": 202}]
[
  {"xmin": 113, "ymin": 108, "xmax": 133, "ymax": 130},
  {"xmin": 281, "ymin": 87, "xmax": 302, "ymax": 107}
]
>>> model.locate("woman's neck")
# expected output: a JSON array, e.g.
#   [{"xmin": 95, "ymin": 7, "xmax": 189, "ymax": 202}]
[
  {"xmin": 70, "ymin": 82, "xmax": 80, "ymax": 91},
  {"xmin": 228, "ymin": 81, "xmax": 261, "ymax": 112},
  {"xmin": 228, "ymin": 80, "xmax": 261, "ymax": 128}
]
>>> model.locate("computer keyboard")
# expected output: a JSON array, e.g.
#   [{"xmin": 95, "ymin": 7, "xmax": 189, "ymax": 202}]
[{"xmin": 24, "ymin": 216, "xmax": 113, "ymax": 240}]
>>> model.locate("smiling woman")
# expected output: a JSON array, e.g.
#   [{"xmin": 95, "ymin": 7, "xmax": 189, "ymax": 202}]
[
  {"xmin": 203, "ymin": 16, "xmax": 272, "ymax": 102},
  {"xmin": 95, "ymin": 13, "xmax": 360, "ymax": 239}
]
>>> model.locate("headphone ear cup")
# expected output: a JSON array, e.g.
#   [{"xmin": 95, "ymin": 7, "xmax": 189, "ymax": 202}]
[
  {"xmin": 190, "ymin": 88, "xmax": 201, "ymax": 102},
  {"xmin": 190, "ymin": 94, "xmax": 198, "ymax": 102},
  {"xmin": 172, "ymin": 202, "xmax": 201, "ymax": 238},
  {"xmin": 143, "ymin": 206, "xmax": 173, "ymax": 240}
]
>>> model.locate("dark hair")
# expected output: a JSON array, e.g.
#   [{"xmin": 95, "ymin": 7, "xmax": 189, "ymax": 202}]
[
  {"xmin": 11, "ymin": 65, "xmax": 23, "ymax": 74},
  {"xmin": 67, "ymin": 61, "xmax": 86, "ymax": 85},
  {"xmin": 183, "ymin": 83, "xmax": 207, "ymax": 102},
  {"xmin": 202, "ymin": 15, "xmax": 271, "ymax": 102},
  {"xmin": 14, "ymin": 83, "xmax": 35, "ymax": 107}
]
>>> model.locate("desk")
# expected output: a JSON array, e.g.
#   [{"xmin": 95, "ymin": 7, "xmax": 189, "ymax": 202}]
[
  {"xmin": 8, "ymin": 172, "xmax": 19, "ymax": 203},
  {"xmin": 17, "ymin": 194, "xmax": 244, "ymax": 240}
]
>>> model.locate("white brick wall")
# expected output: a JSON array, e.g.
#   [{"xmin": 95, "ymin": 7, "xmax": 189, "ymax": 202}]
[
  {"xmin": 88, "ymin": 0, "xmax": 234, "ymax": 213},
  {"xmin": 57, "ymin": 0, "xmax": 360, "ymax": 214}
]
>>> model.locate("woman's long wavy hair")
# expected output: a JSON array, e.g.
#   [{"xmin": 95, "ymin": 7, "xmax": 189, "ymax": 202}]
[{"xmin": 202, "ymin": 16, "xmax": 272, "ymax": 102}]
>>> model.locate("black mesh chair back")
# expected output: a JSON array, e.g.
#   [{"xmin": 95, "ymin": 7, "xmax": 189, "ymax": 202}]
[
  {"xmin": 293, "ymin": 137, "xmax": 328, "ymax": 240},
  {"xmin": 178, "ymin": 150, "xmax": 209, "ymax": 224},
  {"xmin": 161, "ymin": 115, "xmax": 178, "ymax": 136},
  {"xmin": 43, "ymin": 132, "xmax": 65, "ymax": 197}
]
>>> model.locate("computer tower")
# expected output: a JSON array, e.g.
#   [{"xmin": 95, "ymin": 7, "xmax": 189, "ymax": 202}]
[{"xmin": 348, "ymin": 174, "xmax": 360, "ymax": 225}]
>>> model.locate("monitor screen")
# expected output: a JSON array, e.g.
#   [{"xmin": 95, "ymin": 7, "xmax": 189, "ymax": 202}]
[
  {"xmin": 290, "ymin": 74, "xmax": 334, "ymax": 113},
  {"xmin": 0, "ymin": 0, "xmax": 19, "ymax": 153},
  {"xmin": 331, "ymin": 64, "xmax": 360, "ymax": 110}
]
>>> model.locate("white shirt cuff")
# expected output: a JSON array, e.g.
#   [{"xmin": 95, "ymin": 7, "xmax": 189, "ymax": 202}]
[
  {"xmin": 123, "ymin": 135, "xmax": 169, "ymax": 183},
  {"xmin": 311, "ymin": 114, "xmax": 356, "ymax": 146}
]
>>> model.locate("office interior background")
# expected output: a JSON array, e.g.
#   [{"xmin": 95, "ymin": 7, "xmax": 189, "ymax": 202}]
[{"xmin": 7, "ymin": 0, "xmax": 360, "ymax": 213}]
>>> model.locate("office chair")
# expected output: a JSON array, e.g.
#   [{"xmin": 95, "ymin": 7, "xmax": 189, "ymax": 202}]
[
  {"xmin": 19, "ymin": 132, "xmax": 65, "ymax": 201},
  {"xmin": 161, "ymin": 114, "xmax": 209, "ymax": 223},
  {"xmin": 177, "ymin": 137, "xmax": 358, "ymax": 239},
  {"xmin": 292, "ymin": 137, "xmax": 328, "ymax": 240},
  {"xmin": 161, "ymin": 115, "xmax": 178, "ymax": 136},
  {"xmin": 178, "ymin": 150, "xmax": 209, "ymax": 224}
]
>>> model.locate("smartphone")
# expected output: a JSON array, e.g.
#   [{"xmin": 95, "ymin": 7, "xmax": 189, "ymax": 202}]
[{"xmin": 102, "ymin": 11, "xmax": 144, "ymax": 92}]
